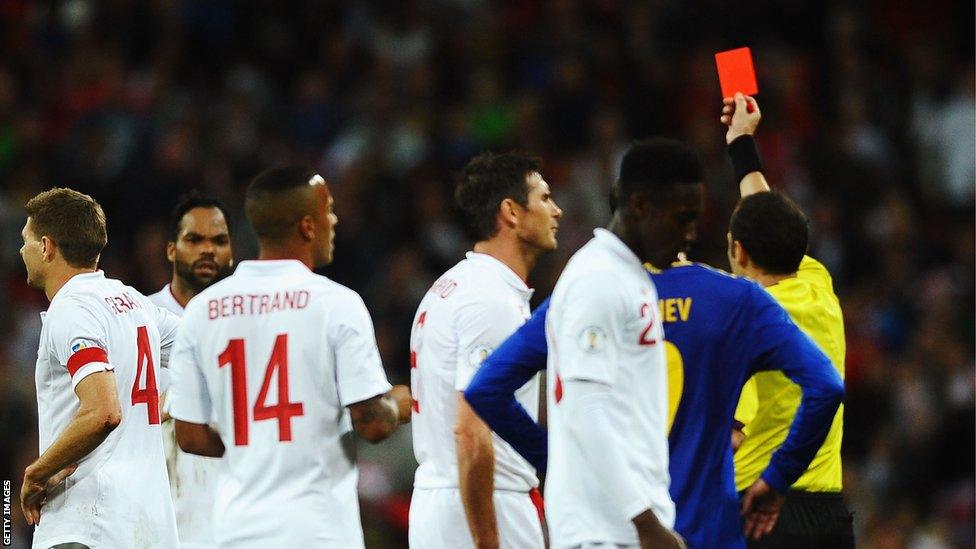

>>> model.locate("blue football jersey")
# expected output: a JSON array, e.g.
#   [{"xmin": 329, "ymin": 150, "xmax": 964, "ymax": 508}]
[{"xmin": 466, "ymin": 263, "xmax": 842, "ymax": 548}]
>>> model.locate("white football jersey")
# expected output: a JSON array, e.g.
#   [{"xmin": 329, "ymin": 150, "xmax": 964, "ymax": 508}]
[
  {"xmin": 33, "ymin": 271, "xmax": 179, "ymax": 549},
  {"xmin": 168, "ymin": 260, "xmax": 393, "ymax": 549},
  {"xmin": 150, "ymin": 283, "xmax": 219, "ymax": 549},
  {"xmin": 545, "ymin": 229, "xmax": 674, "ymax": 547},
  {"xmin": 410, "ymin": 252, "xmax": 539, "ymax": 492}
]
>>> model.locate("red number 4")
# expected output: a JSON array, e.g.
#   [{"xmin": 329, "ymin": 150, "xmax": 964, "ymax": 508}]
[
  {"xmin": 218, "ymin": 334, "xmax": 305, "ymax": 446},
  {"xmin": 132, "ymin": 325, "xmax": 160, "ymax": 424}
]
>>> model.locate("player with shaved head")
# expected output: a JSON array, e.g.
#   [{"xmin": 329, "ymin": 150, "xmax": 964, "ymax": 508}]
[{"xmin": 168, "ymin": 166, "xmax": 411, "ymax": 548}]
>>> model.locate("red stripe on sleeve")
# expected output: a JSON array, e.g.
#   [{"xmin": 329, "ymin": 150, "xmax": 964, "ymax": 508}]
[{"xmin": 67, "ymin": 347, "xmax": 109, "ymax": 377}]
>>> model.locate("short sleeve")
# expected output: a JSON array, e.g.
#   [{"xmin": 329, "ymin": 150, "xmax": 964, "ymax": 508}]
[
  {"xmin": 47, "ymin": 298, "xmax": 113, "ymax": 390},
  {"xmin": 551, "ymin": 271, "xmax": 623, "ymax": 386},
  {"xmin": 453, "ymin": 296, "xmax": 527, "ymax": 391},
  {"xmin": 168, "ymin": 304, "xmax": 212, "ymax": 424},
  {"xmin": 152, "ymin": 304, "xmax": 181, "ymax": 370},
  {"xmin": 328, "ymin": 291, "xmax": 392, "ymax": 407}
]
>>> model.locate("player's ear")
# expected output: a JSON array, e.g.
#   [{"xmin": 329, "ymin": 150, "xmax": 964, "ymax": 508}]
[
  {"xmin": 731, "ymin": 240, "xmax": 749, "ymax": 269},
  {"xmin": 299, "ymin": 214, "xmax": 315, "ymax": 241},
  {"xmin": 40, "ymin": 235, "xmax": 56, "ymax": 262},
  {"xmin": 166, "ymin": 241, "xmax": 176, "ymax": 263},
  {"xmin": 499, "ymin": 198, "xmax": 519, "ymax": 228}
]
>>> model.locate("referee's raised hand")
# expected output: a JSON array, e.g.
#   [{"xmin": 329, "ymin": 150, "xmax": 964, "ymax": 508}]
[{"xmin": 721, "ymin": 92, "xmax": 762, "ymax": 144}]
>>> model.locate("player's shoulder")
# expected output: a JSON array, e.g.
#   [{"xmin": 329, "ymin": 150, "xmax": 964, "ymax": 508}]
[
  {"xmin": 428, "ymin": 256, "xmax": 510, "ymax": 303},
  {"xmin": 652, "ymin": 263, "xmax": 765, "ymax": 307},
  {"xmin": 656, "ymin": 262, "xmax": 753, "ymax": 288},
  {"xmin": 306, "ymin": 272, "xmax": 366, "ymax": 305}
]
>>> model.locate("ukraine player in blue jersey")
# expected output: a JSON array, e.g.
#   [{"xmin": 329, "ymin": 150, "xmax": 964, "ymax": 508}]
[{"xmin": 464, "ymin": 135, "xmax": 843, "ymax": 547}]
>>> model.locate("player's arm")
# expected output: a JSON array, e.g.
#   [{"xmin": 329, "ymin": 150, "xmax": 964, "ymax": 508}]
[
  {"xmin": 174, "ymin": 420, "xmax": 224, "ymax": 457},
  {"xmin": 463, "ymin": 298, "xmax": 551, "ymax": 473},
  {"xmin": 348, "ymin": 386, "xmax": 411, "ymax": 443},
  {"xmin": 333, "ymin": 290, "xmax": 410, "ymax": 443},
  {"xmin": 152, "ymin": 304, "xmax": 181, "ymax": 423},
  {"xmin": 558, "ymin": 274, "xmax": 684, "ymax": 549},
  {"xmin": 721, "ymin": 93, "xmax": 770, "ymax": 197},
  {"xmin": 562, "ymin": 379, "xmax": 684, "ymax": 549},
  {"xmin": 740, "ymin": 286, "xmax": 844, "ymax": 538},
  {"xmin": 455, "ymin": 392, "xmax": 498, "ymax": 548},
  {"xmin": 169, "ymin": 303, "xmax": 224, "ymax": 456},
  {"xmin": 22, "ymin": 369, "xmax": 121, "ymax": 525},
  {"xmin": 453, "ymin": 297, "xmax": 528, "ymax": 549}
]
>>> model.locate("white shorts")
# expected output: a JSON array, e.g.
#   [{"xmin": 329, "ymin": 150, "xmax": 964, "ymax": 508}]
[{"xmin": 409, "ymin": 488, "xmax": 545, "ymax": 549}]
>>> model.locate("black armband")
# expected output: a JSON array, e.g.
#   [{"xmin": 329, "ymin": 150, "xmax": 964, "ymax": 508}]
[{"xmin": 727, "ymin": 134, "xmax": 764, "ymax": 184}]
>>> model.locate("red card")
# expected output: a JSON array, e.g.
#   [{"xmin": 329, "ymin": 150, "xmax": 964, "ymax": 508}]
[{"xmin": 715, "ymin": 47, "xmax": 758, "ymax": 99}]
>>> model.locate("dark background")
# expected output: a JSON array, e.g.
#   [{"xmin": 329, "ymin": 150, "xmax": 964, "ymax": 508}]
[{"xmin": 0, "ymin": 1, "xmax": 972, "ymax": 547}]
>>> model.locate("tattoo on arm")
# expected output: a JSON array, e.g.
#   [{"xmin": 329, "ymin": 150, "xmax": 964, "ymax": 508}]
[{"xmin": 348, "ymin": 395, "xmax": 399, "ymax": 442}]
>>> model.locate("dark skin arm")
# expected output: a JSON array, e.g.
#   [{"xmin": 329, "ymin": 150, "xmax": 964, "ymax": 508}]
[
  {"xmin": 348, "ymin": 385, "xmax": 412, "ymax": 443},
  {"xmin": 175, "ymin": 420, "xmax": 225, "ymax": 457},
  {"xmin": 633, "ymin": 509, "xmax": 687, "ymax": 549}
]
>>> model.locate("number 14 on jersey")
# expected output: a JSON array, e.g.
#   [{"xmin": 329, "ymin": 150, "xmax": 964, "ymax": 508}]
[{"xmin": 218, "ymin": 334, "xmax": 305, "ymax": 446}]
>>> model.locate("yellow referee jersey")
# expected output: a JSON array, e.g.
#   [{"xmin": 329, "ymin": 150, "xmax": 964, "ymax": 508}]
[{"xmin": 734, "ymin": 255, "xmax": 846, "ymax": 492}]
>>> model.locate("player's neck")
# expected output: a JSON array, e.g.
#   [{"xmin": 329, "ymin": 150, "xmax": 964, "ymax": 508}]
[
  {"xmin": 44, "ymin": 265, "xmax": 97, "ymax": 301},
  {"xmin": 472, "ymin": 238, "xmax": 535, "ymax": 282},
  {"xmin": 169, "ymin": 276, "xmax": 198, "ymax": 308},
  {"xmin": 606, "ymin": 216, "xmax": 644, "ymax": 263},
  {"xmin": 258, "ymin": 244, "xmax": 314, "ymax": 270}
]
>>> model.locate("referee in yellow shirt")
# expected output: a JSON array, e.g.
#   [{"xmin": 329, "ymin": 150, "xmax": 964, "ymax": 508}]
[{"xmin": 721, "ymin": 93, "xmax": 855, "ymax": 548}]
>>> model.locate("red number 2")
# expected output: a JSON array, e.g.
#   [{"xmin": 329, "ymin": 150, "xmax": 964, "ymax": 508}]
[
  {"xmin": 132, "ymin": 325, "xmax": 160, "ymax": 424},
  {"xmin": 639, "ymin": 303, "xmax": 658, "ymax": 346},
  {"xmin": 218, "ymin": 334, "xmax": 305, "ymax": 446}
]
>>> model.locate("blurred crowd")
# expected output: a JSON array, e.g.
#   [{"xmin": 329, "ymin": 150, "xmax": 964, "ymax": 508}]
[{"xmin": 0, "ymin": 1, "xmax": 972, "ymax": 547}]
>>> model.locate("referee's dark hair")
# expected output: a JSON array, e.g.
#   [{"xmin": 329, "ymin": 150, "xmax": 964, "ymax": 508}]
[
  {"xmin": 170, "ymin": 191, "xmax": 231, "ymax": 242},
  {"xmin": 730, "ymin": 191, "xmax": 809, "ymax": 275},
  {"xmin": 455, "ymin": 151, "xmax": 542, "ymax": 241},
  {"xmin": 616, "ymin": 138, "xmax": 703, "ymax": 206},
  {"xmin": 245, "ymin": 165, "xmax": 320, "ymax": 242}
]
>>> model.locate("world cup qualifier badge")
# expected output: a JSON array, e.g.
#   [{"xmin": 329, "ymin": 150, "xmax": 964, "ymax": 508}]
[
  {"xmin": 468, "ymin": 345, "xmax": 493, "ymax": 368},
  {"xmin": 578, "ymin": 326, "xmax": 607, "ymax": 352}
]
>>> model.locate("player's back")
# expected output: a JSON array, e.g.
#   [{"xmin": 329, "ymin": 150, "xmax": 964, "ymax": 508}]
[
  {"xmin": 179, "ymin": 260, "xmax": 386, "ymax": 547},
  {"xmin": 650, "ymin": 263, "xmax": 768, "ymax": 548},
  {"xmin": 34, "ymin": 272, "xmax": 176, "ymax": 548},
  {"xmin": 410, "ymin": 252, "xmax": 538, "ymax": 491}
]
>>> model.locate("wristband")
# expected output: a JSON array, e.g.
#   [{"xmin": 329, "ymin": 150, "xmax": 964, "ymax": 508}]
[{"xmin": 727, "ymin": 134, "xmax": 764, "ymax": 183}]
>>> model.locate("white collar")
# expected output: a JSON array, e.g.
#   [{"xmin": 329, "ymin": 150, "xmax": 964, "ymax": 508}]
[{"xmin": 465, "ymin": 252, "xmax": 534, "ymax": 299}]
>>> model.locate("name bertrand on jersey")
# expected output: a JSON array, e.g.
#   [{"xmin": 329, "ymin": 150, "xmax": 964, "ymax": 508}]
[{"xmin": 207, "ymin": 290, "xmax": 310, "ymax": 319}]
